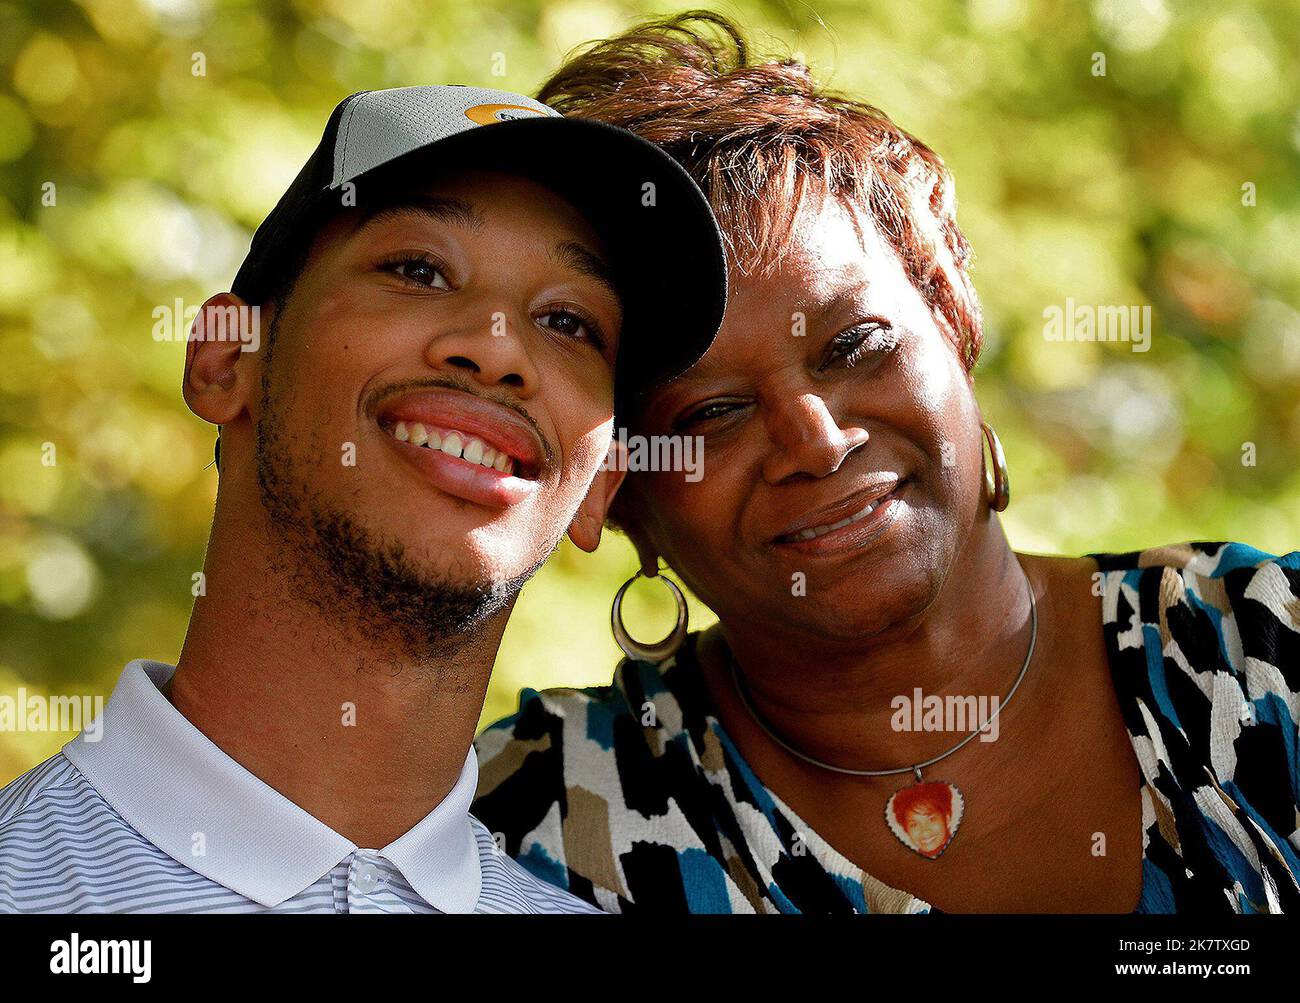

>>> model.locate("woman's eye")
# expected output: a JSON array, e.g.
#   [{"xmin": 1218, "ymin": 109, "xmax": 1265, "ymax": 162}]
[
  {"xmin": 679, "ymin": 399, "xmax": 743, "ymax": 428},
  {"xmin": 537, "ymin": 310, "xmax": 604, "ymax": 349},
  {"xmin": 823, "ymin": 324, "xmax": 895, "ymax": 370},
  {"xmin": 388, "ymin": 257, "xmax": 451, "ymax": 289}
]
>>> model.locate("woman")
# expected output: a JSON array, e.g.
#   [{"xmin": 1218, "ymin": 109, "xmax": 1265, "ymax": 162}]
[{"xmin": 472, "ymin": 13, "xmax": 1300, "ymax": 914}]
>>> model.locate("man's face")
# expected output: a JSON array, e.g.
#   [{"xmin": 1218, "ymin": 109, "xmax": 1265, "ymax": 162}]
[{"xmin": 241, "ymin": 171, "xmax": 624, "ymax": 640}]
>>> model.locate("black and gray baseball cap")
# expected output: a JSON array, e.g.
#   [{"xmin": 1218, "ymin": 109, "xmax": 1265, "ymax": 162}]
[{"xmin": 231, "ymin": 84, "xmax": 728, "ymax": 409}]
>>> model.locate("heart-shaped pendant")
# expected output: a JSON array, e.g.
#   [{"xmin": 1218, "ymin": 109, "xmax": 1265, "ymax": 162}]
[{"xmin": 885, "ymin": 780, "xmax": 964, "ymax": 859}]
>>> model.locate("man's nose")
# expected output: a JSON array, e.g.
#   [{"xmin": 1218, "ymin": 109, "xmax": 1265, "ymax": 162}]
[{"xmin": 424, "ymin": 307, "xmax": 540, "ymax": 396}]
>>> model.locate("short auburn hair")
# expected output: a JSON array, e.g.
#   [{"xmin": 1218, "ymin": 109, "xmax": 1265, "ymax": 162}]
[{"xmin": 538, "ymin": 10, "xmax": 984, "ymax": 371}]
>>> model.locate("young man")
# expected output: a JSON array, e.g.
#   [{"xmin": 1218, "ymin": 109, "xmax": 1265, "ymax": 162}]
[{"xmin": 0, "ymin": 85, "xmax": 725, "ymax": 913}]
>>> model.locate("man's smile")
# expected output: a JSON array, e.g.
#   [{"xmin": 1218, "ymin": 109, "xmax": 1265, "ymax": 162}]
[
  {"xmin": 389, "ymin": 421, "xmax": 519, "ymax": 474},
  {"xmin": 374, "ymin": 387, "xmax": 548, "ymax": 508}
]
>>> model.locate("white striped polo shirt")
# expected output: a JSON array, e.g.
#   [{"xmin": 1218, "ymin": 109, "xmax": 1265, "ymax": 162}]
[{"xmin": 0, "ymin": 660, "xmax": 600, "ymax": 914}]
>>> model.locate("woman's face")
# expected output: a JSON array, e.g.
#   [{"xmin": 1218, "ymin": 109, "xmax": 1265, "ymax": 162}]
[
  {"xmin": 624, "ymin": 193, "xmax": 985, "ymax": 647},
  {"xmin": 904, "ymin": 803, "xmax": 950, "ymax": 855}
]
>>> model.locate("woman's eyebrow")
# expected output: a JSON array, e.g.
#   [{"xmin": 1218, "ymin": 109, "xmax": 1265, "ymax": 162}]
[
  {"xmin": 805, "ymin": 276, "xmax": 873, "ymax": 322},
  {"xmin": 355, "ymin": 195, "xmax": 487, "ymax": 235},
  {"xmin": 552, "ymin": 239, "xmax": 620, "ymax": 304}
]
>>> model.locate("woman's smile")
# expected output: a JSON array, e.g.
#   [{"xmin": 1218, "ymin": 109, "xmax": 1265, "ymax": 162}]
[{"xmin": 769, "ymin": 477, "xmax": 909, "ymax": 558}]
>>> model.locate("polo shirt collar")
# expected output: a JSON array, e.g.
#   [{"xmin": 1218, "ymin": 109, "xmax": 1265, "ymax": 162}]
[{"xmin": 63, "ymin": 660, "xmax": 482, "ymax": 912}]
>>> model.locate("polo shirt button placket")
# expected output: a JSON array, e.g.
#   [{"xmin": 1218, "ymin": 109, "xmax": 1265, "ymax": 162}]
[{"xmin": 350, "ymin": 855, "xmax": 384, "ymax": 911}]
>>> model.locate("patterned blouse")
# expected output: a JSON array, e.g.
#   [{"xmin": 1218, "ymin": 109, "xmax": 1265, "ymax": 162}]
[{"xmin": 473, "ymin": 542, "xmax": 1300, "ymax": 913}]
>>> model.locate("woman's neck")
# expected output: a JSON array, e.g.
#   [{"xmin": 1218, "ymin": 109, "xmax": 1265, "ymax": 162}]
[{"xmin": 712, "ymin": 519, "xmax": 1040, "ymax": 769}]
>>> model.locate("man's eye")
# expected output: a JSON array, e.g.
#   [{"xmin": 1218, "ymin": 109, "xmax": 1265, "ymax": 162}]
[
  {"xmin": 537, "ymin": 309, "xmax": 604, "ymax": 349},
  {"xmin": 386, "ymin": 257, "xmax": 451, "ymax": 289}
]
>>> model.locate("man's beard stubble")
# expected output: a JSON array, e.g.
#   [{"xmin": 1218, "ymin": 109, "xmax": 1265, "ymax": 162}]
[{"xmin": 252, "ymin": 359, "xmax": 543, "ymax": 663}]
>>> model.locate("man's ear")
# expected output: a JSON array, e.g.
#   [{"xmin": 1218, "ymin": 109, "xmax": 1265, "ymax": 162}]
[
  {"xmin": 182, "ymin": 292, "xmax": 260, "ymax": 427},
  {"xmin": 566, "ymin": 438, "xmax": 628, "ymax": 553}
]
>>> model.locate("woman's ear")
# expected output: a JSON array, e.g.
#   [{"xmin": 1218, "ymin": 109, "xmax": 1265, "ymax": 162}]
[
  {"xmin": 628, "ymin": 529, "xmax": 661, "ymax": 578},
  {"xmin": 592, "ymin": 458, "xmax": 662, "ymax": 575},
  {"xmin": 182, "ymin": 292, "xmax": 260, "ymax": 427},
  {"xmin": 616, "ymin": 497, "xmax": 662, "ymax": 577},
  {"xmin": 567, "ymin": 438, "xmax": 628, "ymax": 553}
]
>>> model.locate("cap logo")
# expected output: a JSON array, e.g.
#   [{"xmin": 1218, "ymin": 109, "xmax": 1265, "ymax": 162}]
[{"xmin": 464, "ymin": 103, "xmax": 546, "ymax": 126}]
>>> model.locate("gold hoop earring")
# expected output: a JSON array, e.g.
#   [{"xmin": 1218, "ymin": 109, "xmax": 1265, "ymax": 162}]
[
  {"xmin": 610, "ymin": 571, "xmax": 689, "ymax": 663},
  {"xmin": 981, "ymin": 422, "xmax": 1010, "ymax": 512}
]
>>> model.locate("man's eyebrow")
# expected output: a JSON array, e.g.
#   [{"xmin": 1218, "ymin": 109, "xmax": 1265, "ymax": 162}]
[
  {"xmin": 355, "ymin": 195, "xmax": 487, "ymax": 235},
  {"xmin": 552, "ymin": 240, "xmax": 620, "ymax": 304}
]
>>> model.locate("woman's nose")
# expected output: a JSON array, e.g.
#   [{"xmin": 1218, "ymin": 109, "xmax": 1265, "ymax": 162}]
[{"xmin": 760, "ymin": 391, "xmax": 870, "ymax": 484}]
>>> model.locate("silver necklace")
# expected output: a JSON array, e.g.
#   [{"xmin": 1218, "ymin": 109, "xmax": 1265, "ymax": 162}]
[{"xmin": 728, "ymin": 564, "xmax": 1037, "ymax": 859}]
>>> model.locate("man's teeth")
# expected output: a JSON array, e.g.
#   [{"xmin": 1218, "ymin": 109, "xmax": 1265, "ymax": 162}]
[
  {"xmin": 792, "ymin": 496, "xmax": 888, "ymax": 541},
  {"xmin": 390, "ymin": 421, "xmax": 514, "ymax": 474}
]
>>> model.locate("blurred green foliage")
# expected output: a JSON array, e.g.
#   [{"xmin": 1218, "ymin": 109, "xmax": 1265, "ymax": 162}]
[{"xmin": 2, "ymin": 0, "xmax": 1298, "ymax": 781}]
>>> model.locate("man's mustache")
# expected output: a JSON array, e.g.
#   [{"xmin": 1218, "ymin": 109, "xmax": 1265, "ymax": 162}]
[{"xmin": 364, "ymin": 375, "xmax": 557, "ymax": 471}]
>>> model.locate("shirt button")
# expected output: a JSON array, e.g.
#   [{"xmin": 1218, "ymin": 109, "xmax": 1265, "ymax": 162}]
[{"xmin": 355, "ymin": 862, "xmax": 382, "ymax": 894}]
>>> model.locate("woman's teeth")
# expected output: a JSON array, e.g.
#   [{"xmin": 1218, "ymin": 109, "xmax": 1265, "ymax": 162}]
[
  {"xmin": 791, "ymin": 495, "xmax": 888, "ymax": 541},
  {"xmin": 389, "ymin": 420, "xmax": 515, "ymax": 475}
]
